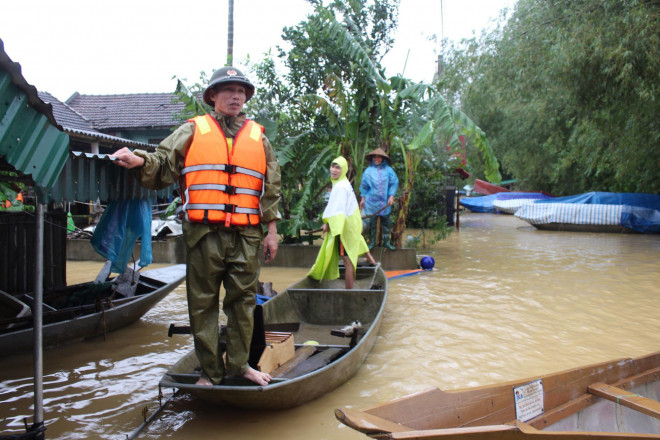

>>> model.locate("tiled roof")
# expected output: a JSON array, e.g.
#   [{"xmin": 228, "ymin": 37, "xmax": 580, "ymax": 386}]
[
  {"xmin": 37, "ymin": 91, "xmax": 155, "ymax": 148},
  {"xmin": 66, "ymin": 93, "xmax": 186, "ymax": 130},
  {"xmin": 37, "ymin": 91, "xmax": 96, "ymax": 132}
]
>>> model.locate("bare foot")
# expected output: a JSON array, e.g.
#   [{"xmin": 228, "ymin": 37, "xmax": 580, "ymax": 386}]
[
  {"xmin": 195, "ymin": 376, "xmax": 213, "ymax": 386},
  {"xmin": 242, "ymin": 367, "xmax": 272, "ymax": 386}
]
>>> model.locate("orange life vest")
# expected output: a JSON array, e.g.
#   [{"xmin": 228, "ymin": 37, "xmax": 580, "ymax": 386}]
[{"xmin": 180, "ymin": 115, "xmax": 266, "ymax": 226}]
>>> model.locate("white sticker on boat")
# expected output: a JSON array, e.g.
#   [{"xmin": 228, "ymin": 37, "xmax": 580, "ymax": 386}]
[{"xmin": 514, "ymin": 379, "xmax": 544, "ymax": 422}]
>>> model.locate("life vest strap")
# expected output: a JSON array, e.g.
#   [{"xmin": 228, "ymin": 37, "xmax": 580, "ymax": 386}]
[
  {"xmin": 185, "ymin": 203, "xmax": 260, "ymax": 215},
  {"xmin": 187, "ymin": 183, "xmax": 261, "ymax": 197},
  {"xmin": 181, "ymin": 164, "xmax": 265, "ymax": 180}
]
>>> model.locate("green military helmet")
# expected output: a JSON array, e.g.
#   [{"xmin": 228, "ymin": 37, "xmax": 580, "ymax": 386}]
[{"xmin": 203, "ymin": 66, "xmax": 255, "ymax": 106}]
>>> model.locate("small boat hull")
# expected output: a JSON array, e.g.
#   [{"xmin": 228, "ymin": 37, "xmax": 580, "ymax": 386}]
[
  {"xmin": 0, "ymin": 264, "xmax": 186, "ymax": 355},
  {"xmin": 160, "ymin": 265, "xmax": 388, "ymax": 409},
  {"xmin": 336, "ymin": 351, "xmax": 660, "ymax": 439},
  {"xmin": 515, "ymin": 192, "xmax": 660, "ymax": 234}
]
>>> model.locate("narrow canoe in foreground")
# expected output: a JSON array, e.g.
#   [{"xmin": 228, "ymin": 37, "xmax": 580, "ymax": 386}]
[
  {"xmin": 336, "ymin": 350, "xmax": 660, "ymax": 439},
  {"xmin": 160, "ymin": 264, "xmax": 387, "ymax": 410}
]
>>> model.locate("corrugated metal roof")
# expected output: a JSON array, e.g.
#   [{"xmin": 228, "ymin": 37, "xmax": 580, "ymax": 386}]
[
  {"xmin": 65, "ymin": 127, "xmax": 157, "ymax": 148},
  {"xmin": 42, "ymin": 152, "xmax": 175, "ymax": 202},
  {"xmin": 0, "ymin": 39, "xmax": 70, "ymax": 189},
  {"xmin": 1, "ymin": 39, "xmax": 174, "ymax": 203}
]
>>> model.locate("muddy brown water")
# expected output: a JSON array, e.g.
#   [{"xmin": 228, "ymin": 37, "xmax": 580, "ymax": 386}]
[{"xmin": 1, "ymin": 213, "xmax": 659, "ymax": 439}]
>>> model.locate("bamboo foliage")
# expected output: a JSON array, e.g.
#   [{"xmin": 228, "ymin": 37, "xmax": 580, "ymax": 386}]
[{"xmin": 442, "ymin": 0, "xmax": 660, "ymax": 194}]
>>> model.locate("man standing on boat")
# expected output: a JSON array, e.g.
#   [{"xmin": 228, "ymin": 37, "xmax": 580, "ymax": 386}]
[
  {"xmin": 111, "ymin": 67, "xmax": 281, "ymax": 387},
  {"xmin": 359, "ymin": 148, "xmax": 399, "ymax": 250}
]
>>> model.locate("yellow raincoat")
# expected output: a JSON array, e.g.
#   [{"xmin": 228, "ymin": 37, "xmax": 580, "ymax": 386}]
[{"xmin": 308, "ymin": 156, "xmax": 370, "ymax": 280}]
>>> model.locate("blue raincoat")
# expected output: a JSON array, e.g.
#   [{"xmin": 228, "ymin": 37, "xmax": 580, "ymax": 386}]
[{"xmin": 359, "ymin": 159, "xmax": 399, "ymax": 216}]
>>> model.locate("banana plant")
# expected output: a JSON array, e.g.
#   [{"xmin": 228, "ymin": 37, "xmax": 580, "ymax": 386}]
[
  {"xmin": 243, "ymin": 0, "xmax": 500, "ymax": 243},
  {"xmin": 311, "ymin": 7, "xmax": 501, "ymax": 245}
]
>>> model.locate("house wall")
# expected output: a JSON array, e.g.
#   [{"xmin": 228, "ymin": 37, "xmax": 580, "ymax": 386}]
[
  {"xmin": 0, "ymin": 211, "xmax": 67, "ymax": 293},
  {"xmin": 67, "ymin": 239, "xmax": 419, "ymax": 270},
  {"xmin": 108, "ymin": 128, "xmax": 172, "ymax": 145}
]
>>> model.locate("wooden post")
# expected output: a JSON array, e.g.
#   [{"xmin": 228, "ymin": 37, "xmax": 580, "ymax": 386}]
[
  {"xmin": 33, "ymin": 201, "xmax": 44, "ymax": 429},
  {"xmin": 227, "ymin": 0, "xmax": 234, "ymax": 66},
  {"xmin": 455, "ymin": 188, "xmax": 460, "ymax": 231}
]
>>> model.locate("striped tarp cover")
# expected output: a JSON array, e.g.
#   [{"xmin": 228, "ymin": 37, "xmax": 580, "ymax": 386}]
[
  {"xmin": 493, "ymin": 198, "xmax": 538, "ymax": 214},
  {"xmin": 515, "ymin": 203, "xmax": 623, "ymax": 226}
]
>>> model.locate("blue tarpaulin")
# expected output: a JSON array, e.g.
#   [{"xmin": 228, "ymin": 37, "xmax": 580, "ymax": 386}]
[
  {"xmin": 460, "ymin": 192, "xmax": 551, "ymax": 214},
  {"xmin": 91, "ymin": 199, "xmax": 153, "ymax": 273},
  {"xmin": 535, "ymin": 192, "xmax": 660, "ymax": 209},
  {"xmin": 459, "ymin": 194, "xmax": 499, "ymax": 213},
  {"xmin": 621, "ymin": 206, "xmax": 660, "ymax": 233}
]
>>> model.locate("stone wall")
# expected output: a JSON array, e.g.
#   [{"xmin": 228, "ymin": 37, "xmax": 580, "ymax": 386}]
[{"xmin": 67, "ymin": 238, "xmax": 418, "ymax": 270}]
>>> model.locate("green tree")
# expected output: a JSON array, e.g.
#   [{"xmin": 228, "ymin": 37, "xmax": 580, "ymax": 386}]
[
  {"xmin": 174, "ymin": 0, "xmax": 500, "ymax": 244},
  {"xmin": 442, "ymin": 0, "xmax": 660, "ymax": 194},
  {"xmin": 253, "ymin": 0, "xmax": 499, "ymax": 245}
]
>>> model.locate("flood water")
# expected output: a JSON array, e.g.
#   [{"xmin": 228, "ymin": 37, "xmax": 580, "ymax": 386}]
[{"xmin": 1, "ymin": 213, "xmax": 660, "ymax": 439}]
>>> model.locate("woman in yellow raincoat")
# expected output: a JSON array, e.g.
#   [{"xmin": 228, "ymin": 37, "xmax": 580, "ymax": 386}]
[{"xmin": 308, "ymin": 156, "xmax": 375, "ymax": 288}]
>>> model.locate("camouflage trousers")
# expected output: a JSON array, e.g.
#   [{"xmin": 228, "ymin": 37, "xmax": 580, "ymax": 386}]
[{"xmin": 185, "ymin": 229, "xmax": 261, "ymax": 384}]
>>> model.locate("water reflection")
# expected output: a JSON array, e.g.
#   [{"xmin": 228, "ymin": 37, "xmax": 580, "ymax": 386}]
[{"xmin": 1, "ymin": 213, "xmax": 659, "ymax": 439}]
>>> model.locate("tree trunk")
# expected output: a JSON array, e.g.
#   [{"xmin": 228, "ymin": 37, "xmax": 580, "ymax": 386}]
[{"xmin": 391, "ymin": 151, "xmax": 414, "ymax": 248}]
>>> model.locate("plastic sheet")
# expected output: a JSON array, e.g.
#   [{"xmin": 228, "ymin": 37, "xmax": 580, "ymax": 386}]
[
  {"xmin": 460, "ymin": 192, "xmax": 551, "ymax": 214},
  {"xmin": 459, "ymin": 194, "xmax": 499, "ymax": 213},
  {"xmin": 621, "ymin": 206, "xmax": 660, "ymax": 234},
  {"xmin": 91, "ymin": 199, "xmax": 153, "ymax": 273},
  {"xmin": 535, "ymin": 191, "xmax": 660, "ymax": 209},
  {"xmin": 530, "ymin": 192, "xmax": 660, "ymax": 233}
]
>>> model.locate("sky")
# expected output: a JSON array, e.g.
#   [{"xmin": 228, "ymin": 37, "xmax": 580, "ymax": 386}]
[{"xmin": 0, "ymin": 0, "xmax": 515, "ymax": 101}]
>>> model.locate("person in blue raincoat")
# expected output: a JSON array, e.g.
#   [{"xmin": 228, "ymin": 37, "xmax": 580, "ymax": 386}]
[{"xmin": 359, "ymin": 148, "xmax": 399, "ymax": 250}]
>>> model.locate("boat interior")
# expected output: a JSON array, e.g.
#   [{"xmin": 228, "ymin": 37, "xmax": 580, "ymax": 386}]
[
  {"xmin": 0, "ymin": 263, "xmax": 167, "ymax": 333},
  {"xmin": 336, "ymin": 351, "xmax": 660, "ymax": 437},
  {"xmin": 165, "ymin": 264, "xmax": 387, "ymax": 386}
]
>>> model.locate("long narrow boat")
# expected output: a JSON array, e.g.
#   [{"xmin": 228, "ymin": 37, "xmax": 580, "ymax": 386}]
[
  {"xmin": 335, "ymin": 350, "xmax": 660, "ymax": 439},
  {"xmin": 515, "ymin": 192, "xmax": 660, "ymax": 233},
  {"xmin": 0, "ymin": 263, "xmax": 186, "ymax": 356},
  {"xmin": 160, "ymin": 263, "xmax": 387, "ymax": 410}
]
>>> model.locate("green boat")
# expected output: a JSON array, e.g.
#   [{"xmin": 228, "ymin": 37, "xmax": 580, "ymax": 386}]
[{"xmin": 159, "ymin": 263, "xmax": 387, "ymax": 410}]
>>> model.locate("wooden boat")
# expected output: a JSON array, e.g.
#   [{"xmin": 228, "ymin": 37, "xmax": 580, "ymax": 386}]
[
  {"xmin": 473, "ymin": 178, "xmax": 510, "ymax": 196},
  {"xmin": 0, "ymin": 263, "xmax": 186, "ymax": 355},
  {"xmin": 515, "ymin": 202, "xmax": 635, "ymax": 233},
  {"xmin": 335, "ymin": 350, "xmax": 660, "ymax": 439},
  {"xmin": 159, "ymin": 263, "xmax": 387, "ymax": 410}
]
